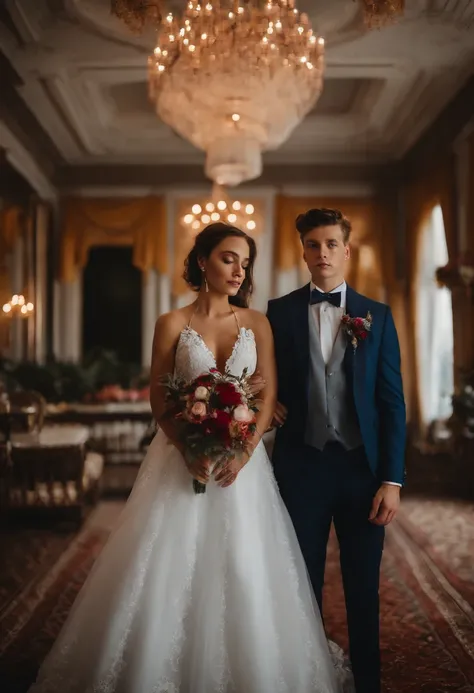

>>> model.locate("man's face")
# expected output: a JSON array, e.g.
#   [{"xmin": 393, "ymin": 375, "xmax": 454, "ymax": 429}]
[{"xmin": 302, "ymin": 224, "xmax": 350, "ymax": 285}]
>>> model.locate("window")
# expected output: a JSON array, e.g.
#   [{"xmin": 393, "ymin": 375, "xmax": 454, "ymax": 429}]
[{"xmin": 416, "ymin": 205, "xmax": 454, "ymax": 424}]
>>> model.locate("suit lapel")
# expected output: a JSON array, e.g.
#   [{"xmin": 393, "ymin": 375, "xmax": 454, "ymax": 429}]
[{"xmin": 291, "ymin": 284, "xmax": 311, "ymax": 387}]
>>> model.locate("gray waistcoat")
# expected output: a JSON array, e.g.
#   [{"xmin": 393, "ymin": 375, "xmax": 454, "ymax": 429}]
[{"xmin": 304, "ymin": 308, "xmax": 363, "ymax": 450}]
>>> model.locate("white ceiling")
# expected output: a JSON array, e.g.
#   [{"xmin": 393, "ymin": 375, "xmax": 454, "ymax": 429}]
[{"xmin": 0, "ymin": 0, "xmax": 473, "ymax": 173}]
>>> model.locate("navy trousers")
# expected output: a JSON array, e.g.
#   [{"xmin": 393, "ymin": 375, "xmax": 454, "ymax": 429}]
[{"xmin": 273, "ymin": 441, "xmax": 385, "ymax": 693}]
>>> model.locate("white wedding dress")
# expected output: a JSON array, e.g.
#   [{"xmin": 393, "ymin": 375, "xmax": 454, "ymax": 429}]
[{"xmin": 29, "ymin": 322, "xmax": 354, "ymax": 693}]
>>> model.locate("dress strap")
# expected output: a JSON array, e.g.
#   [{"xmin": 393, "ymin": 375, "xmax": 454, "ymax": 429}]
[
  {"xmin": 230, "ymin": 305, "xmax": 241, "ymax": 332},
  {"xmin": 187, "ymin": 303, "xmax": 199, "ymax": 329}
]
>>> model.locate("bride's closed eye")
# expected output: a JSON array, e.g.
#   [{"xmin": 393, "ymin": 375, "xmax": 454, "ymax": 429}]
[{"xmin": 222, "ymin": 257, "xmax": 248, "ymax": 271}]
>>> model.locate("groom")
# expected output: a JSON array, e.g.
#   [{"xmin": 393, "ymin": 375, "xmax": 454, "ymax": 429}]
[{"xmin": 266, "ymin": 208, "xmax": 406, "ymax": 693}]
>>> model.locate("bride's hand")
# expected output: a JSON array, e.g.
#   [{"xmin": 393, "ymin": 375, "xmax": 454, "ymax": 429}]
[
  {"xmin": 214, "ymin": 450, "xmax": 251, "ymax": 488},
  {"xmin": 184, "ymin": 450, "xmax": 212, "ymax": 485}
]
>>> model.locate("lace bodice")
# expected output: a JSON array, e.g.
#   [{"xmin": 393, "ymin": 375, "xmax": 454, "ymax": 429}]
[{"xmin": 175, "ymin": 326, "xmax": 257, "ymax": 381}]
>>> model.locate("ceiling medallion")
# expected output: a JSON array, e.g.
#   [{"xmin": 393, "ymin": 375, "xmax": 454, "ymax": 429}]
[
  {"xmin": 111, "ymin": 0, "xmax": 163, "ymax": 33},
  {"xmin": 358, "ymin": 0, "xmax": 405, "ymax": 28},
  {"xmin": 148, "ymin": 1, "xmax": 325, "ymax": 186}
]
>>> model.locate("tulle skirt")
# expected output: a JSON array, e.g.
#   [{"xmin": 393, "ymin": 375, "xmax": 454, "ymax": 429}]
[{"xmin": 29, "ymin": 430, "xmax": 353, "ymax": 693}]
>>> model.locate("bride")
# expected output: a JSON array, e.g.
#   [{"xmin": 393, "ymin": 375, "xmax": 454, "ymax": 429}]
[{"xmin": 29, "ymin": 222, "xmax": 354, "ymax": 693}]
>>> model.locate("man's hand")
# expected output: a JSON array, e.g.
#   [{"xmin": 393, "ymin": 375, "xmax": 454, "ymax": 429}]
[
  {"xmin": 184, "ymin": 451, "xmax": 212, "ymax": 485},
  {"xmin": 271, "ymin": 401, "xmax": 288, "ymax": 428},
  {"xmin": 214, "ymin": 452, "xmax": 250, "ymax": 488},
  {"xmin": 369, "ymin": 484, "xmax": 400, "ymax": 526},
  {"xmin": 246, "ymin": 369, "xmax": 266, "ymax": 397}
]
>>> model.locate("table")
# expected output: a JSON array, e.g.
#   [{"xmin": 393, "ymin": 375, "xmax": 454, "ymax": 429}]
[
  {"xmin": 46, "ymin": 403, "xmax": 154, "ymax": 493},
  {"xmin": 11, "ymin": 424, "xmax": 90, "ymax": 449}
]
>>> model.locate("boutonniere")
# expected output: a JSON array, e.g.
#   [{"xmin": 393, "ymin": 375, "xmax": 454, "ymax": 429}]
[{"xmin": 341, "ymin": 312, "xmax": 372, "ymax": 352}]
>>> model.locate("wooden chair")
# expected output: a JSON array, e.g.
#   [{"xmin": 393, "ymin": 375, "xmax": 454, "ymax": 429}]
[{"xmin": 7, "ymin": 443, "xmax": 104, "ymax": 524}]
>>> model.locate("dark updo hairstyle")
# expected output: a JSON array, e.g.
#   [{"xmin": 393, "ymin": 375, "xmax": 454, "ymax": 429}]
[
  {"xmin": 183, "ymin": 222, "xmax": 257, "ymax": 308},
  {"xmin": 296, "ymin": 208, "xmax": 352, "ymax": 244}
]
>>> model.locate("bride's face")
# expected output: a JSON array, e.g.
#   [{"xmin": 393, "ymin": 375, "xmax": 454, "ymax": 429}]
[{"xmin": 201, "ymin": 236, "xmax": 250, "ymax": 297}]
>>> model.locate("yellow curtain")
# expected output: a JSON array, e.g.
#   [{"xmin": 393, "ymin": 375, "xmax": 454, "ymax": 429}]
[
  {"xmin": 0, "ymin": 206, "xmax": 24, "ymax": 258},
  {"xmin": 0, "ymin": 206, "xmax": 26, "ymax": 356},
  {"xmin": 436, "ymin": 155, "xmax": 457, "ymax": 262},
  {"xmin": 59, "ymin": 197, "xmax": 167, "ymax": 282},
  {"xmin": 405, "ymin": 155, "xmax": 458, "ymax": 433},
  {"xmin": 469, "ymin": 131, "xmax": 474, "ymax": 255},
  {"xmin": 374, "ymin": 194, "xmax": 413, "ymax": 416},
  {"xmin": 173, "ymin": 199, "xmax": 200, "ymax": 297},
  {"xmin": 274, "ymin": 195, "xmax": 302, "ymax": 271},
  {"xmin": 460, "ymin": 132, "xmax": 474, "ymax": 374}
]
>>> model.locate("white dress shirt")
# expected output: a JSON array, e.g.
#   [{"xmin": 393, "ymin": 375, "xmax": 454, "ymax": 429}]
[
  {"xmin": 309, "ymin": 281, "xmax": 401, "ymax": 488},
  {"xmin": 310, "ymin": 281, "xmax": 346, "ymax": 364}
]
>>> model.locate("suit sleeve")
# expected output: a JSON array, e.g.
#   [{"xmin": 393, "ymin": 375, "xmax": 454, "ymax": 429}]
[
  {"xmin": 375, "ymin": 307, "xmax": 407, "ymax": 485},
  {"xmin": 266, "ymin": 300, "xmax": 287, "ymax": 405},
  {"xmin": 266, "ymin": 300, "xmax": 279, "ymax": 343}
]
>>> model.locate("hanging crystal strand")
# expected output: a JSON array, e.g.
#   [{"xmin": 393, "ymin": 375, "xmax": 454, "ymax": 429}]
[{"xmin": 361, "ymin": 0, "xmax": 405, "ymax": 28}]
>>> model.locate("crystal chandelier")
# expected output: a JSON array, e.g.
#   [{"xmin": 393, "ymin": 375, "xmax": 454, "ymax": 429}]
[
  {"xmin": 182, "ymin": 186, "xmax": 258, "ymax": 234},
  {"xmin": 358, "ymin": 0, "xmax": 405, "ymax": 28},
  {"xmin": 111, "ymin": 0, "xmax": 163, "ymax": 33},
  {"xmin": 2, "ymin": 294, "xmax": 34, "ymax": 318},
  {"xmin": 148, "ymin": 1, "xmax": 325, "ymax": 186}
]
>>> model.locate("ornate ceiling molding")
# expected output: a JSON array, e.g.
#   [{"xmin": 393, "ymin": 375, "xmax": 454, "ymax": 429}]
[{"xmin": 0, "ymin": 121, "xmax": 57, "ymax": 200}]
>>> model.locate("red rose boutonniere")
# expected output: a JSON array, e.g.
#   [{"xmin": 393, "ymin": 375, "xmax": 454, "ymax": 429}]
[{"xmin": 341, "ymin": 312, "xmax": 373, "ymax": 352}]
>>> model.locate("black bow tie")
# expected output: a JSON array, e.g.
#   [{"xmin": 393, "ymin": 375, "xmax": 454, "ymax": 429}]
[{"xmin": 310, "ymin": 289, "xmax": 342, "ymax": 308}]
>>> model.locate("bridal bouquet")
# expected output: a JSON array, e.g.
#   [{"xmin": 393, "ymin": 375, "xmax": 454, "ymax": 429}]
[{"xmin": 160, "ymin": 368, "xmax": 259, "ymax": 494}]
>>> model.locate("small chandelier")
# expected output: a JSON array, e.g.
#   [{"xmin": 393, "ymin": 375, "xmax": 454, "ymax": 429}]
[
  {"xmin": 358, "ymin": 0, "xmax": 405, "ymax": 28},
  {"xmin": 2, "ymin": 294, "xmax": 34, "ymax": 318},
  {"xmin": 111, "ymin": 0, "xmax": 163, "ymax": 33},
  {"xmin": 149, "ymin": 1, "xmax": 324, "ymax": 186},
  {"xmin": 183, "ymin": 186, "xmax": 258, "ymax": 235}
]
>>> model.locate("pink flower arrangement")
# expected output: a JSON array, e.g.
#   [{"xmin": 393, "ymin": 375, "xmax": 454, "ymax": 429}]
[{"xmin": 92, "ymin": 384, "xmax": 150, "ymax": 403}]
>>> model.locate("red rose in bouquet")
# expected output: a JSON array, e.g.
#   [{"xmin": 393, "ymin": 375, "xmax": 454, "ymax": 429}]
[
  {"xmin": 208, "ymin": 410, "xmax": 233, "ymax": 447},
  {"xmin": 160, "ymin": 368, "xmax": 258, "ymax": 494},
  {"xmin": 214, "ymin": 382, "xmax": 243, "ymax": 407}
]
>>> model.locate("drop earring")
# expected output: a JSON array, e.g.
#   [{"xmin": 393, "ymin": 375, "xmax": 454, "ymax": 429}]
[{"xmin": 201, "ymin": 266, "xmax": 209, "ymax": 293}]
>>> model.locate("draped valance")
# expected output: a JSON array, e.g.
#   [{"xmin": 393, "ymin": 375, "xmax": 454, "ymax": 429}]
[{"xmin": 59, "ymin": 196, "xmax": 167, "ymax": 282}]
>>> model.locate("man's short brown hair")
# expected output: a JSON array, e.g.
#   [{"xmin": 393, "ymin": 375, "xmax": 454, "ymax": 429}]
[{"xmin": 295, "ymin": 208, "xmax": 352, "ymax": 244}]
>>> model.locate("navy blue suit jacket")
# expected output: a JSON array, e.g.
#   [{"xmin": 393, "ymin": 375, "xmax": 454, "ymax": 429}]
[{"xmin": 267, "ymin": 284, "xmax": 406, "ymax": 485}]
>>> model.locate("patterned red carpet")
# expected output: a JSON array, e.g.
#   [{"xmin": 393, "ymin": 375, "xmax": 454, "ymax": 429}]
[{"xmin": 0, "ymin": 498, "xmax": 473, "ymax": 693}]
